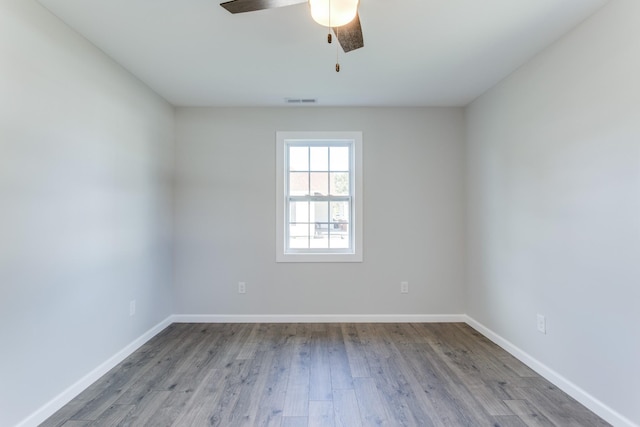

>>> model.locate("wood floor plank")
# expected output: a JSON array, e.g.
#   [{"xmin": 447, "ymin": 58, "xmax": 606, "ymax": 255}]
[
  {"xmin": 205, "ymin": 358, "xmax": 254, "ymax": 426},
  {"xmin": 208, "ymin": 323, "xmax": 255, "ymax": 369},
  {"xmin": 134, "ymin": 388, "xmax": 192, "ymax": 427},
  {"xmin": 236, "ymin": 323, "xmax": 262, "ymax": 360},
  {"xmin": 283, "ymin": 335, "xmax": 311, "ymax": 416},
  {"xmin": 253, "ymin": 328, "xmax": 294, "ymax": 427},
  {"xmin": 117, "ymin": 390, "xmax": 172, "ymax": 427},
  {"xmin": 430, "ymin": 324, "xmax": 518, "ymax": 385},
  {"xmin": 309, "ymin": 329, "xmax": 333, "ymax": 401},
  {"xmin": 368, "ymin": 329, "xmax": 439, "ymax": 426},
  {"xmin": 455, "ymin": 324, "xmax": 539, "ymax": 378},
  {"xmin": 341, "ymin": 324, "xmax": 370, "ymax": 378},
  {"xmin": 169, "ymin": 368, "xmax": 225, "ymax": 426},
  {"xmin": 283, "ymin": 383, "xmax": 310, "ymax": 417},
  {"xmin": 413, "ymin": 324, "xmax": 520, "ymax": 417},
  {"xmin": 393, "ymin": 341, "xmax": 487, "ymax": 426},
  {"xmin": 41, "ymin": 323, "xmax": 611, "ymax": 427},
  {"xmin": 357, "ymin": 326, "xmax": 436, "ymax": 426},
  {"xmin": 309, "ymin": 400, "xmax": 335, "ymax": 427},
  {"xmin": 332, "ymin": 388, "xmax": 363, "ymax": 427},
  {"xmin": 372, "ymin": 355, "xmax": 437, "ymax": 426},
  {"xmin": 353, "ymin": 377, "xmax": 391, "ymax": 426},
  {"xmin": 491, "ymin": 415, "xmax": 530, "ymax": 427},
  {"xmin": 466, "ymin": 384, "xmax": 514, "ymax": 416},
  {"xmin": 504, "ymin": 399, "xmax": 556, "ymax": 427},
  {"xmin": 87, "ymin": 404, "xmax": 135, "ymax": 427},
  {"xmin": 59, "ymin": 421, "xmax": 90, "ymax": 427},
  {"xmin": 522, "ymin": 385, "xmax": 610, "ymax": 427},
  {"xmin": 281, "ymin": 416, "xmax": 308, "ymax": 427},
  {"xmin": 327, "ymin": 324, "xmax": 354, "ymax": 390},
  {"xmin": 355, "ymin": 323, "xmax": 390, "ymax": 358},
  {"xmin": 154, "ymin": 323, "xmax": 235, "ymax": 392},
  {"xmin": 228, "ymin": 350, "xmax": 276, "ymax": 426},
  {"xmin": 116, "ymin": 325, "xmax": 203, "ymax": 405}
]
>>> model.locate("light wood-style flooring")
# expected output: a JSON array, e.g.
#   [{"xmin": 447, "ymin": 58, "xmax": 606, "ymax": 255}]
[{"xmin": 41, "ymin": 323, "xmax": 609, "ymax": 426}]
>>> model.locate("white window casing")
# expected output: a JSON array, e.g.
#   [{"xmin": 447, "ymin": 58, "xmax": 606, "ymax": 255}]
[{"xmin": 276, "ymin": 131, "xmax": 363, "ymax": 262}]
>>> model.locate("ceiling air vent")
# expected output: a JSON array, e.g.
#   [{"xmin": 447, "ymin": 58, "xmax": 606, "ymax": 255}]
[{"xmin": 285, "ymin": 98, "xmax": 317, "ymax": 104}]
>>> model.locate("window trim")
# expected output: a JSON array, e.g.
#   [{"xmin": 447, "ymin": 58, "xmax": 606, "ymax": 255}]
[{"xmin": 276, "ymin": 131, "xmax": 363, "ymax": 263}]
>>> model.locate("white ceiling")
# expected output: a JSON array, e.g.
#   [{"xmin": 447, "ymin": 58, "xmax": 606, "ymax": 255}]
[{"xmin": 37, "ymin": 0, "xmax": 607, "ymax": 107}]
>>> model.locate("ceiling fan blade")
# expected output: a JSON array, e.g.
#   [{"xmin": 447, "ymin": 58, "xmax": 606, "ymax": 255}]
[
  {"xmin": 333, "ymin": 13, "xmax": 364, "ymax": 53},
  {"xmin": 220, "ymin": 0, "xmax": 306, "ymax": 14}
]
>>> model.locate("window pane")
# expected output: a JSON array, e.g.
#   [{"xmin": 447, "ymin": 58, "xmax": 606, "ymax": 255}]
[
  {"xmin": 289, "ymin": 201, "xmax": 309, "ymax": 223},
  {"xmin": 310, "ymin": 146, "xmax": 328, "ymax": 171},
  {"xmin": 289, "ymin": 146, "xmax": 309, "ymax": 171},
  {"xmin": 330, "ymin": 172, "xmax": 349, "ymax": 196},
  {"xmin": 331, "ymin": 200, "xmax": 349, "ymax": 223},
  {"xmin": 330, "ymin": 200, "xmax": 350, "ymax": 249},
  {"xmin": 310, "ymin": 172, "xmax": 328, "ymax": 195},
  {"xmin": 329, "ymin": 223, "xmax": 350, "ymax": 249},
  {"xmin": 289, "ymin": 224, "xmax": 310, "ymax": 248},
  {"xmin": 311, "ymin": 201, "xmax": 329, "ymax": 224},
  {"xmin": 289, "ymin": 172, "xmax": 309, "ymax": 196},
  {"xmin": 311, "ymin": 224, "xmax": 329, "ymax": 249},
  {"xmin": 330, "ymin": 146, "xmax": 349, "ymax": 171}
]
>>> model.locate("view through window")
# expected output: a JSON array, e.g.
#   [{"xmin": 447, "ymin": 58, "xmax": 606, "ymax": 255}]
[{"xmin": 287, "ymin": 142, "xmax": 351, "ymax": 250}]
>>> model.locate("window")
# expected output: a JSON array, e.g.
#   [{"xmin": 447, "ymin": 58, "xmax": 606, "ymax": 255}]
[{"xmin": 276, "ymin": 131, "xmax": 362, "ymax": 262}]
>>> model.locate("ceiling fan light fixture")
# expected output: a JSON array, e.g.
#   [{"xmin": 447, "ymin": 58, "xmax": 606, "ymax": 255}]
[{"xmin": 309, "ymin": 0, "xmax": 359, "ymax": 28}]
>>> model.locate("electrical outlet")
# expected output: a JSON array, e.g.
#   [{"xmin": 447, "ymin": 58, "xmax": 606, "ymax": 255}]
[
  {"xmin": 129, "ymin": 300, "xmax": 136, "ymax": 317},
  {"xmin": 400, "ymin": 281, "xmax": 409, "ymax": 294},
  {"xmin": 238, "ymin": 282, "xmax": 246, "ymax": 294},
  {"xmin": 537, "ymin": 314, "xmax": 546, "ymax": 334}
]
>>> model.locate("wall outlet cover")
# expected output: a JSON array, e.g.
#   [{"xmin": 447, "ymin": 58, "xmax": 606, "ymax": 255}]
[
  {"xmin": 400, "ymin": 281, "xmax": 409, "ymax": 294},
  {"xmin": 537, "ymin": 314, "xmax": 546, "ymax": 334}
]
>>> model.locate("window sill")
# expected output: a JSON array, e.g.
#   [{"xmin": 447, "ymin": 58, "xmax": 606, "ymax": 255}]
[{"xmin": 276, "ymin": 252, "xmax": 363, "ymax": 263}]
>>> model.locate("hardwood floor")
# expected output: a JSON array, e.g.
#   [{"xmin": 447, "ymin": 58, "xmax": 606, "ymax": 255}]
[{"xmin": 40, "ymin": 323, "xmax": 609, "ymax": 427}]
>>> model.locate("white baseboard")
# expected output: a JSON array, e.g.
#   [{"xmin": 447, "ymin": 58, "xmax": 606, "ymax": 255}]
[
  {"xmin": 15, "ymin": 316, "xmax": 174, "ymax": 427},
  {"xmin": 170, "ymin": 313, "xmax": 467, "ymax": 323},
  {"xmin": 464, "ymin": 316, "xmax": 638, "ymax": 427}
]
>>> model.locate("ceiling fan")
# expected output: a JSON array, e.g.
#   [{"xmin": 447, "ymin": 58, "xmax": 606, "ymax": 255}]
[{"xmin": 220, "ymin": 0, "xmax": 364, "ymax": 68}]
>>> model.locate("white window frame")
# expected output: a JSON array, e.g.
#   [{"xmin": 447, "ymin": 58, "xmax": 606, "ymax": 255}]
[{"xmin": 276, "ymin": 131, "xmax": 363, "ymax": 262}]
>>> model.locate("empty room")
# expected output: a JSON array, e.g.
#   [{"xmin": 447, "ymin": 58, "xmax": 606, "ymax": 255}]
[{"xmin": 1, "ymin": 0, "xmax": 638, "ymax": 426}]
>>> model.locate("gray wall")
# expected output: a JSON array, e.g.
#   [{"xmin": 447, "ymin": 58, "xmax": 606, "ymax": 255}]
[
  {"xmin": 174, "ymin": 107, "xmax": 467, "ymax": 316},
  {"xmin": 465, "ymin": 0, "xmax": 640, "ymax": 424},
  {"xmin": 0, "ymin": 1, "xmax": 175, "ymax": 426}
]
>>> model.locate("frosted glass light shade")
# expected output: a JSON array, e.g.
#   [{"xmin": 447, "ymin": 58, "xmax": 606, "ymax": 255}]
[{"xmin": 309, "ymin": 0, "xmax": 358, "ymax": 28}]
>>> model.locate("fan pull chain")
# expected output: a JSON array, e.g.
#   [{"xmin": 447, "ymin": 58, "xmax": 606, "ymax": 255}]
[
  {"xmin": 335, "ymin": 26, "xmax": 340, "ymax": 72},
  {"xmin": 327, "ymin": 0, "xmax": 332, "ymax": 43}
]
